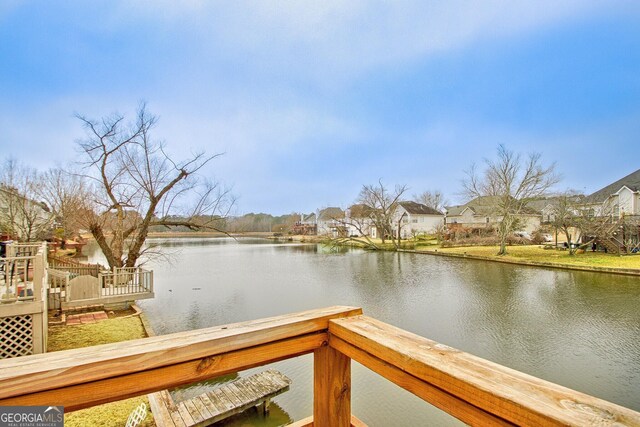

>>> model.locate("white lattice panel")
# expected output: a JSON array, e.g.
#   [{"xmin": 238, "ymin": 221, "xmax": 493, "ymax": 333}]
[{"xmin": 1, "ymin": 315, "xmax": 34, "ymax": 358}]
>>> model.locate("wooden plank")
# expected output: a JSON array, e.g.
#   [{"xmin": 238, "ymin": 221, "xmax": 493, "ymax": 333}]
[
  {"xmin": 156, "ymin": 390, "xmax": 187, "ymax": 427},
  {"xmin": 244, "ymin": 376, "xmax": 269, "ymax": 407},
  {"xmin": 197, "ymin": 393, "xmax": 219, "ymax": 418},
  {"xmin": 147, "ymin": 391, "xmax": 178, "ymax": 427},
  {"xmin": 192, "ymin": 396, "xmax": 212, "ymax": 419},
  {"xmin": 203, "ymin": 390, "xmax": 226, "ymax": 417},
  {"xmin": 176, "ymin": 402, "xmax": 195, "ymax": 426},
  {"xmin": 329, "ymin": 315, "xmax": 640, "ymax": 427},
  {"xmin": 246, "ymin": 375, "xmax": 267, "ymax": 397},
  {"xmin": 219, "ymin": 385, "xmax": 243, "ymax": 409},
  {"xmin": 169, "ymin": 408, "xmax": 187, "ymax": 427},
  {"xmin": 314, "ymin": 344, "xmax": 351, "ymax": 427},
  {"xmin": 209, "ymin": 388, "xmax": 234, "ymax": 414},
  {"xmin": 252, "ymin": 372, "xmax": 277, "ymax": 395},
  {"xmin": 162, "ymin": 371, "xmax": 291, "ymax": 427},
  {"xmin": 183, "ymin": 398, "xmax": 206, "ymax": 424},
  {"xmin": 0, "ymin": 332, "xmax": 325, "ymax": 411},
  {"xmin": 330, "ymin": 335, "xmax": 513, "ymax": 427},
  {"xmin": 233, "ymin": 381, "xmax": 253, "ymax": 402},
  {"xmin": 226, "ymin": 382, "xmax": 249, "ymax": 404},
  {"xmin": 183, "ymin": 399, "xmax": 204, "ymax": 425},
  {"xmin": 0, "ymin": 305, "xmax": 361, "ymax": 402}
]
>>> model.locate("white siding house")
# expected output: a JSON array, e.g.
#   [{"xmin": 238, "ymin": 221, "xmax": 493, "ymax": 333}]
[
  {"xmin": 316, "ymin": 207, "xmax": 345, "ymax": 237},
  {"xmin": 393, "ymin": 202, "xmax": 444, "ymax": 239}
]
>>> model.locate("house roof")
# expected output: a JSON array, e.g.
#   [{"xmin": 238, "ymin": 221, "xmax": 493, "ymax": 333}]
[
  {"xmin": 301, "ymin": 213, "xmax": 316, "ymax": 223},
  {"xmin": 317, "ymin": 207, "xmax": 344, "ymax": 221},
  {"xmin": 446, "ymin": 195, "xmax": 540, "ymax": 216},
  {"xmin": 347, "ymin": 204, "xmax": 374, "ymax": 218},
  {"xmin": 587, "ymin": 168, "xmax": 640, "ymax": 202},
  {"xmin": 445, "ymin": 196, "xmax": 501, "ymax": 217},
  {"xmin": 399, "ymin": 201, "xmax": 443, "ymax": 216}
]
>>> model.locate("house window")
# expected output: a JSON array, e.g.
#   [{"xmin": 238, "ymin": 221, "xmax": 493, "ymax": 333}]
[
  {"xmin": 412, "ymin": 219, "xmax": 418, "ymax": 224},
  {"xmin": 613, "ymin": 205, "xmax": 620, "ymax": 217},
  {"xmin": 486, "ymin": 217, "xmax": 489, "ymax": 223}
]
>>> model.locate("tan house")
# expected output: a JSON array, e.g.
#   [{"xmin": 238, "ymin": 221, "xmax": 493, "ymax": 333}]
[{"xmin": 445, "ymin": 196, "xmax": 541, "ymax": 235}]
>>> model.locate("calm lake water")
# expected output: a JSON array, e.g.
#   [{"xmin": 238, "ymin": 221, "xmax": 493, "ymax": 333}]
[{"xmin": 86, "ymin": 238, "xmax": 640, "ymax": 426}]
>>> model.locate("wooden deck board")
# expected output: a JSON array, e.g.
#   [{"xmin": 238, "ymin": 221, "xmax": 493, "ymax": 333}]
[
  {"xmin": 209, "ymin": 388, "xmax": 234, "ymax": 413},
  {"xmin": 205, "ymin": 391, "xmax": 227, "ymax": 417},
  {"xmin": 197, "ymin": 393, "xmax": 218, "ymax": 418},
  {"xmin": 184, "ymin": 398, "xmax": 205, "ymax": 424},
  {"xmin": 147, "ymin": 390, "xmax": 178, "ymax": 427},
  {"xmin": 150, "ymin": 370, "xmax": 291, "ymax": 427},
  {"xmin": 176, "ymin": 402, "xmax": 195, "ymax": 426}
]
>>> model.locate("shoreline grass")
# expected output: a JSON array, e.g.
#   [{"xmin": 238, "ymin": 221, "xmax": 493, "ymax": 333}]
[
  {"xmin": 414, "ymin": 244, "xmax": 640, "ymax": 271},
  {"xmin": 48, "ymin": 315, "xmax": 155, "ymax": 427}
]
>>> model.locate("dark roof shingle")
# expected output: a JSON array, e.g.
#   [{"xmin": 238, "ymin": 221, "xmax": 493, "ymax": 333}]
[
  {"xmin": 588, "ymin": 169, "xmax": 640, "ymax": 202},
  {"xmin": 399, "ymin": 201, "xmax": 443, "ymax": 216}
]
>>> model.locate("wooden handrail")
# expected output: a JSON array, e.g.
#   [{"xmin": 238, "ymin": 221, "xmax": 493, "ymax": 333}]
[
  {"xmin": 0, "ymin": 306, "xmax": 361, "ymax": 410},
  {"xmin": 329, "ymin": 315, "xmax": 640, "ymax": 426},
  {"xmin": 0, "ymin": 306, "xmax": 638, "ymax": 426}
]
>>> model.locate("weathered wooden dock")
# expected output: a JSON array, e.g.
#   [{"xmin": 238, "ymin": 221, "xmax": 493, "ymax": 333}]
[{"xmin": 149, "ymin": 369, "xmax": 291, "ymax": 427}]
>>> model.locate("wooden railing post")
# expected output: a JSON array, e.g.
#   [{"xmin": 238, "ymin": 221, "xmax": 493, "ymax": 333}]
[{"xmin": 313, "ymin": 344, "xmax": 351, "ymax": 427}]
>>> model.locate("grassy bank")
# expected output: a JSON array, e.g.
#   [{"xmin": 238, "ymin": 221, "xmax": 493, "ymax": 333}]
[
  {"xmin": 413, "ymin": 244, "xmax": 640, "ymax": 272},
  {"xmin": 48, "ymin": 315, "xmax": 155, "ymax": 427}
]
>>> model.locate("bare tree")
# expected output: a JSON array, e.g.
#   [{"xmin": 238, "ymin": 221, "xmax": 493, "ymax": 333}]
[
  {"xmin": 463, "ymin": 145, "xmax": 560, "ymax": 255},
  {"xmin": 548, "ymin": 191, "xmax": 584, "ymax": 255},
  {"xmin": 0, "ymin": 158, "xmax": 54, "ymax": 241},
  {"xmin": 75, "ymin": 104, "xmax": 233, "ymax": 269},
  {"xmin": 327, "ymin": 204, "xmax": 380, "ymax": 250},
  {"xmin": 37, "ymin": 167, "xmax": 89, "ymax": 244},
  {"xmin": 358, "ymin": 180, "xmax": 408, "ymax": 249},
  {"xmin": 414, "ymin": 190, "xmax": 447, "ymax": 212}
]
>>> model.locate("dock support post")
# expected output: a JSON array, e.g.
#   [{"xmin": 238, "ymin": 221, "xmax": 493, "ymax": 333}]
[
  {"xmin": 313, "ymin": 344, "xmax": 351, "ymax": 427},
  {"xmin": 259, "ymin": 398, "xmax": 271, "ymax": 416}
]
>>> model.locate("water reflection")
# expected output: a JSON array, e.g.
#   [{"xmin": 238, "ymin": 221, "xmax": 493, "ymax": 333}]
[{"xmin": 84, "ymin": 238, "xmax": 640, "ymax": 424}]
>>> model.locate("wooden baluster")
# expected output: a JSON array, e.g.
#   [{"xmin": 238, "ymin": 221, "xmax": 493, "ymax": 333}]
[{"xmin": 313, "ymin": 343, "xmax": 351, "ymax": 427}]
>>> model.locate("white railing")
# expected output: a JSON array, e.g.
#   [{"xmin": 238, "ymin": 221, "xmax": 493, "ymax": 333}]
[
  {"xmin": 99, "ymin": 267, "xmax": 153, "ymax": 297},
  {"xmin": 0, "ymin": 243, "xmax": 47, "ymax": 304},
  {"xmin": 0, "ymin": 242, "xmax": 48, "ymax": 357},
  {"xmin": 47, "ymin": 268, "xmax": 70, "ymax": 310}
]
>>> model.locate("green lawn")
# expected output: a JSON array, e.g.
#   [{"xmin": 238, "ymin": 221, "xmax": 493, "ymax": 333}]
[
  {"xmin": 415, "ymin": 244, "xmax": 640, "ymax": 270},
  {"xmin": 48, "ymin": 316, "xmax": 156, "ymax": 427}
]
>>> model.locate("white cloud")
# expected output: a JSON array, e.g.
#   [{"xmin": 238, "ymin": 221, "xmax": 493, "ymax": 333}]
[{"xmin": 102, "ymin": 1, "xmax": 610, "ymax": 84}]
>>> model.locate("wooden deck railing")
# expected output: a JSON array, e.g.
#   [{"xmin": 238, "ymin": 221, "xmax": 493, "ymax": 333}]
[
  {"xmin": 99, "ymin": 267, "xmax": 153, "ymax": 296},
  {"xmin": 0, "ymin": 243, "xmax": 48, "ymax": 357},
  {"xmin": 48, "ymin": 254, "xmax": 102, "ymax": 278},
  {"xmin": 0, "ymin": 306, "xmax": 638, "ymax": 426}
]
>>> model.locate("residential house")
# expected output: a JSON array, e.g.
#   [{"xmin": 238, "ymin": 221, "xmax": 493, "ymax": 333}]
[
  {"xmin": 445, "ymin": 196, "xmax": 541, "ymax": 235},
  {"xmin": 344, "ymin": 204, "xmax": 374, "ymax": 237},
  {"xmin": 316, "ymin": 207, "xmax": 345, "ymax": 237},
  {"xmin": 0, "ymin": 185, "xmax": 53, "ymax": 241},
  {"xmin": 580, "ymin": 169, "xmax": 640, "ymax": 253},
  {"xmin": 583, "ymin": 168, "xmax": 640, "ymax": 218},
  {"xmin": 392, "ymin": 201, "xmax": 444, "ymax": 239},
  {"xmin": 292, "ymin": 213, "xmax": 317, "ymax": 235}
]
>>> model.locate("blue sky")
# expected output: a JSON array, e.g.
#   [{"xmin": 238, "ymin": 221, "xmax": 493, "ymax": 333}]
[{"xmin": 1, "ymin": 1, "xmax": 640, "ymax": 215}]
